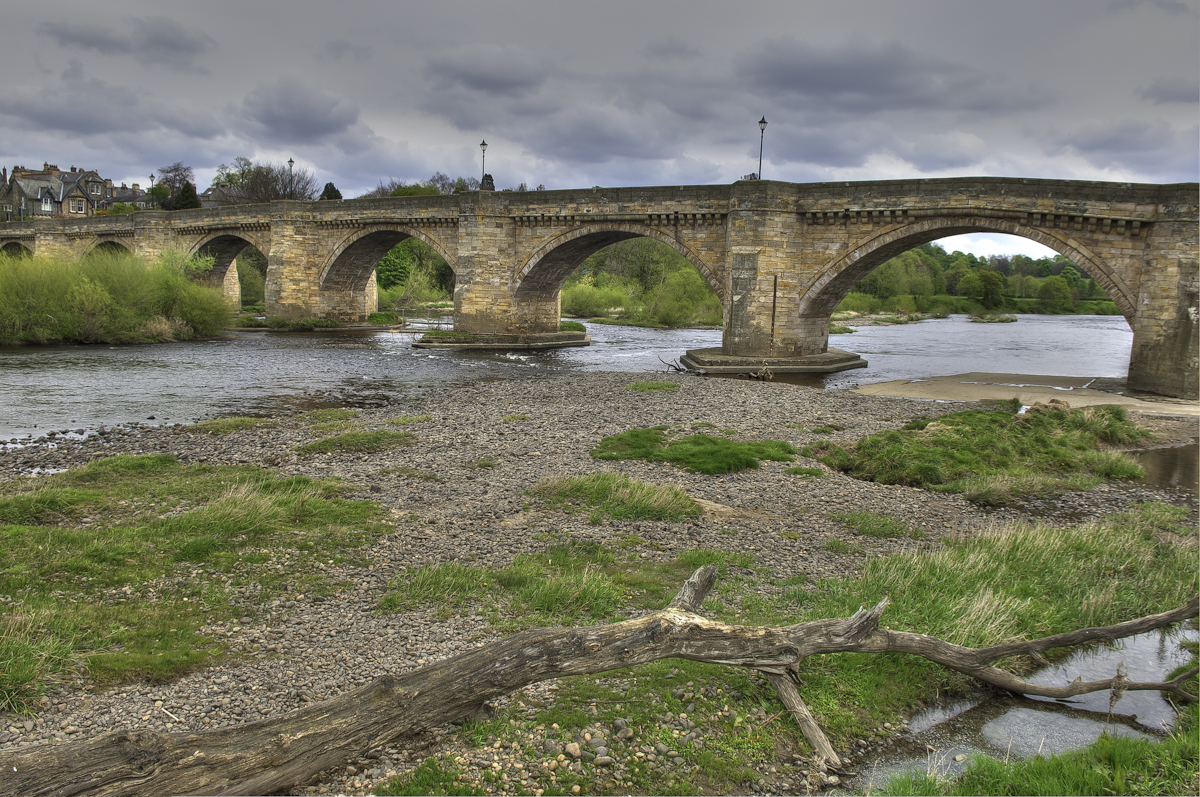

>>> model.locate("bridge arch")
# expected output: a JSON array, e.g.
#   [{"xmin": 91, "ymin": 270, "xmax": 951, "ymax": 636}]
[
  {"xmin": 515, "ymin": 223, "xmax": 723, "ymax": 300},
  {"xmin": 798, "ymin": 216, "xmax": 1137, "ymax": 325},
  {"xmin": 0, "ymin": 240, "xmax": 32, "ymax": 257},
  {"xmin": 84, "ymin": 239, "xmax": 134, "ymax": 257},
  {"xmin": 318, "ymin": 224, "xmax": 457, "ymax": 293},
  {"xmin": 188, "ymin": 231, "xmax": 272, "ymax": 284}
]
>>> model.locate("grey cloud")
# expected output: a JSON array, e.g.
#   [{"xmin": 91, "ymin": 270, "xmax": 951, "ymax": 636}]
[
  {"xmin": 1139, "ymin": 77, "xmax": 1199, "ymax": 104},
  {"xmin": 0, "ymin": 59, "xmax": 143, "ymax": 134},
  {"xmin": 644, "ymin": 36, "xmax": 703, "ymax": 61},
  {"xmin": 36, "ymin": 22, "xmax": 129, "ymax": 54},
  {"xmin": 36, "ymin": 16, "xmax": 216, "ymax": 72},
  {"xmin": 736, "ymin": 37, "xmax": 1047, "ymax": 114},
  {"xmin": 1047, "ymin": 119, "xmax": 1199, "ymax": 179},
  {"xmin": 239, "ymin": 78, "xmax": 360, "ymax": 144},
  {"xmin": 322, "ymin": 40, "xmax": 375, "ymax": 63},
  {"xmin": 1107, "ymin": 0, "xmax": 1194, "ymax": 13},
  {"xmin": 426, "ymin": 44, "xmax": 549, "ymax": 97}
]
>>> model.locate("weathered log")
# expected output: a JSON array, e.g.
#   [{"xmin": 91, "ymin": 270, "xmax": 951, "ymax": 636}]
[{"xmin": 1, "ymin": 568, "xmax": 1194, "ymax": 797}]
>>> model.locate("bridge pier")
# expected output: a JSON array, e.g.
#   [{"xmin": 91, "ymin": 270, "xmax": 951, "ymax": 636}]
[{"xmin": 1127, "ymin": 216, "xmax": 1199, "ymax": 397}]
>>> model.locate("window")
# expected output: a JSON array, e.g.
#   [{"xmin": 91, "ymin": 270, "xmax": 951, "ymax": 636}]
[
  {"xmin": 90, "ymin": 184, "xmax": 101, "ymax": 195},
  {"xmin": 70, "ymin": 198, "xmax": 86, "ymax": 213},
  {"xmin": 42, "ymin": 196, "xmax": 52, "ymax": 211}
]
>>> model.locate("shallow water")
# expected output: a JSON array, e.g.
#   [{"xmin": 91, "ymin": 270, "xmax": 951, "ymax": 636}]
[
  {"xmin": 854, "ymin": 625, "xmax": 1198, "ymax": 792},
  {"xmin": 0, "ymin": 315, "xmax": 1135, "ymax": 441}
]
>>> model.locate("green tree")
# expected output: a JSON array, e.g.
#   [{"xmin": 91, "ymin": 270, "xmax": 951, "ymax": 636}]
[
  {"xmin": 1036, "ymin": 275, "xmax": 1074, "ymax": 313},
  {"xmin": 958, "ymin": 272, "xmax": 984, "ymax": 301},
  {"xmin": 319, "ymin": 182, "xmax": 342, "ymax": 201},
  {"xmin": 147, "ymin": 184, "xmax": 170, "ymax": 209},
  {"xmin": 390, "ymin": 184, "xmax": 441, "ymax": 197},
  {"xmin": 1034, "ymin": 259, "xmax": 1054, "ymax": 278},
  {"xmin": 171, "ymin": 182, "xmax": 202, "ymax": 210},
  {"xmin": 979, "ymin": 270, "xmax": 1006, "ymax": 309}
]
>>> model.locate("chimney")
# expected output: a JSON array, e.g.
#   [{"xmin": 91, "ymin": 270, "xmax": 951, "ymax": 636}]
[
  {"xmin": 70, "ymin": 166, "xmax": 76, "ymax": 173},
  {"xmin": 131, "ymin": 183, "xmax": 140, "ymax": 191},
  {"xmin": 121, "ymin": 183, "xmax": 127, "ymax": 189}
]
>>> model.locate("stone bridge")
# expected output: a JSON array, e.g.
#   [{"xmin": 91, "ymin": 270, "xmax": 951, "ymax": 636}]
[{"xmin": 2, "ymin": 177, "xmax": 1196, "ymax": 397}]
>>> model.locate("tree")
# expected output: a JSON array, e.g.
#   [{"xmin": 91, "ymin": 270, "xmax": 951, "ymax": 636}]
[
  {"xmin": 242, "ymin": 162, "xmax": 319, "ymax": 203},
  {"xmin": 1036, "ymin": 275, "xmax": 1074, "ymax": 313},
  {"xmin": 212, "ymin": 157, "xmax": 254, "ymax": 189},
  {"xmin": 390, "ymin": 184, "xmax": 440, "ymax": 197},
  {"xmin": 319, "ymin": 182, "xmax": 343, "ymax": 201},
  {"xmin": 957, "ymin": 272, "xmax": 984, "ymax": 301},
  {"xmin": 156, "ymin": 162, "xmax": 194, "ymax": 202},
  {"xmin": 147, "ymin": 184, "xmax": 170, "ymax": 209},
  {"xmin": 171, "ymin": 181, "xmax": 202, "ymax": 210},
  {"xmin": 978, "ymin": 270, "xmax": 1006, "ymax": 309}
]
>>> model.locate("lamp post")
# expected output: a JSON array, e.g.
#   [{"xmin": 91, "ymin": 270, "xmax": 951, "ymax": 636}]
[
  {"xmin": 149, "ymin": 173, "xmax": 155, "ymax": 208},
  {"xmin": 480, "ymin": 140, "xmax": 487, "ymax": 183},
  {"xmin": 287, "ymin": 158, "xmax": 294, "ymax": 200},
  {"xmin": 758, "ymin": 117, "xmax": 767, "ymax": 180}
]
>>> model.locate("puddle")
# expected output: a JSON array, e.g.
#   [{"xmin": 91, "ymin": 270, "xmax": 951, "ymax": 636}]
[
  {"xmin": 1133, "ymin": 442, "xmax": 1198, "ymax": 506},
  {"xmin": 852, "ymin": 626, "xmax": 1197, "ymax": 793}
]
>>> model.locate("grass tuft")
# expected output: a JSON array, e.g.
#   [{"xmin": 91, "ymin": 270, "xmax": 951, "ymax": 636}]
[
  {"xmin": 830, "ymin": 510, "xmax": 912, "ymax": 538},
  {"xmin": 808, "ymin": 404, "xmax": 1151, "ymax": 503},
  {"xmin": 532, "ymin": 472, "xmax": 702, "ymax": 522},
  {"xmin": 294, "ymin": 430, "xmax": 416, "ymax": 455},
  {"xmin": 593, "ymin": 428, "xmax": 796, "ymax": 475},
  {"xmin": 188, "ymin": 416, "xmax": 274, "ymax": 435}
]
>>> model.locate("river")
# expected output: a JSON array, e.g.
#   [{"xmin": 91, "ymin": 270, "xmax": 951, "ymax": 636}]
[{"xmin": 0, "ymin": 314, "xmax": 1135, "ymax": 441}]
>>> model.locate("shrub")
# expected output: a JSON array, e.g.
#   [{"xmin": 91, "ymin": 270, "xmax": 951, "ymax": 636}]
[{"xmin": 836, "ymin": 292, "xmax": 880, "ymax": 314}]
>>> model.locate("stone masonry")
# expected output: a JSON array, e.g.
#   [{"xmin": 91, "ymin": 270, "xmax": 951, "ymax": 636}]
[{"xmin": 2, "ymin": 177, "xmax": 1196, "ymax": 397}]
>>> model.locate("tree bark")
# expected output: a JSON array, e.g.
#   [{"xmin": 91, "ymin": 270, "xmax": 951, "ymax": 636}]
[{"xmin": 2, "ymin": 568, "xmax": 1194, "ymax": 797}]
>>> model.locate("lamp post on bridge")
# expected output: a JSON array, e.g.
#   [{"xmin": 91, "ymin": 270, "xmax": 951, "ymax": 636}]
[
  {"xmin": 287, "ymin": 158, "xmax": 294, "ymax": 200},
  {"xmin": 149, "ymin": 173, "xmax": 155, "ymax": 208},
  {"xmin": 758, "ymin": 117, "xmax": 767, "ymax": 180},
  {"xmin": 480, "ymin": 140, "xmax": 487, "ymax": 184}
]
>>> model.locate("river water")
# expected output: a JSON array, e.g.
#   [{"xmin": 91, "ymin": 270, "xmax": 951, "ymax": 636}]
[{"xmin": 0, "ymin": 314, "xmax": 1135, "ymax": 441}]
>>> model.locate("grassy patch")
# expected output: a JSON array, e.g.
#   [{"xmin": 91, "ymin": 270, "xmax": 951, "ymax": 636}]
[
  {"xmin": 560, "ymin": 320, "xmax": 586, "ymax": 332},
  {"xmin": 823, "ymin": 539, "xmax": 863, "ymax": 555},
  {"xmin": 627, "ymin": 381, "xmax": 680, "ymax": 392},
  {"xmin": 880, "ymin": 704, "xmax": 1198, "ymax": 796},
  {"xmin": 830, "ymin": 510, "xmax": 912, "ymax": 538},
  {"xmin": 0, "ymin": 455, "xmax": 385, "ymax": 709},
  {"xmin": 294, "ymin": 430, "xmax": 416, "ymax": 455},
  {"xmin": 829, "ymin": 325, "xmax": 855, "ymax": 334},
  {"xmin": 803, "ymin": 404, "xmax": 1151, "ymax": 503},
  {"xmin": 593, "ymin": 428, "xmax": 796, "ymax": 475},
  {"xmin": 187, "ymin": 416, "xmax": 274, "ymax": 435},
  {"xmin": 785, "ymin": 466, "xmax": 824, "ymax": 478},
  {"xmin": 810, "ymin": 423, "xmax": 847, "ymax": 435},
  {"xmin": 532, "ymin": 472, "xmax": 702, "ymax": 522},
  {"xmin": 372, "ymin": 504, "xmax": 1196, "ymax": 794},
  {"xmin": 375, "ymin": 757, "xmax": 486, "ymax": 796},
  {"xmin": 387, "ymin": 414, "xmax": 432, "ymax": 426}
]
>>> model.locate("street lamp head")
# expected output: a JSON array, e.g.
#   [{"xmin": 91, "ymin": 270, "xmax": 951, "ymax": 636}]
[
  {"xmin": 287, "ymin": 158, "xmax": 294, "ymax": 169},
  {"xmin": 480, "ymin": 140, "xmax": 487, "ymax": 153},
  {"xmin": 759, "ymin": 116, "xmax": 767, "ymax": 131}
]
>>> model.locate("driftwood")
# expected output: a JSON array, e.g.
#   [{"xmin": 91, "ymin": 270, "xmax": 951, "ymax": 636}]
[{"xmin": 2, "ymin": 566, "xmax": 1195, "ymax": 797}]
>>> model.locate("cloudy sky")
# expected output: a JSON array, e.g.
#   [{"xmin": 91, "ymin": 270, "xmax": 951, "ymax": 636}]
[{"xmin": 3, "ymin": 0, "xmax": 1196, "ymax": 256}]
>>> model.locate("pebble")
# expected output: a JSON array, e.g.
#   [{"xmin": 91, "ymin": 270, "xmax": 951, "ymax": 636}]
[{"xmin": 0, "ymin": 372, "xmax": 1190, "ymax": 796}]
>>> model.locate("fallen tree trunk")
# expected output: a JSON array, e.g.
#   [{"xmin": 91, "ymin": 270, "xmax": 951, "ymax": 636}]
[{"xmin": 2, "ymin": 567, "xmax": 1195, "ymax": 797}]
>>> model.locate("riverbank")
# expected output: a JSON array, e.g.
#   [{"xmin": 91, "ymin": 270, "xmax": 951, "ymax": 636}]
[{"xmin": 0, "ymin": 373, "xmax": 1194, "ymax": 796}]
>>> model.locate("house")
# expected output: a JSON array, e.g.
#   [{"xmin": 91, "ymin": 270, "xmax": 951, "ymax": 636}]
[
  {"xmin": 1, "ymin": 163, "xmax": 150, "ymax": 219},
  {"xmin": 200, "ymin": 182, "xmax": 250, "ymax": 208}
]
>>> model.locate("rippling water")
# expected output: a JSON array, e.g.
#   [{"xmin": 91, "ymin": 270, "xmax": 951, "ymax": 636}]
[{"xmin": 0, "ymin": 315, "xmax": 1133, "ymax": 440}]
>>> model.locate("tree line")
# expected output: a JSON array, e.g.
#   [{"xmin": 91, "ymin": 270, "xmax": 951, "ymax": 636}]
[{"xmin": 840, "ymin": 243, "xmax": 1119, "ymax": 316}]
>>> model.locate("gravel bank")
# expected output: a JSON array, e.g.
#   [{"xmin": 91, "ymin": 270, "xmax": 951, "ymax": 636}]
[{"xmin": 0, "ymin": 372, "xmax": 1191, "ymax": 795}]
